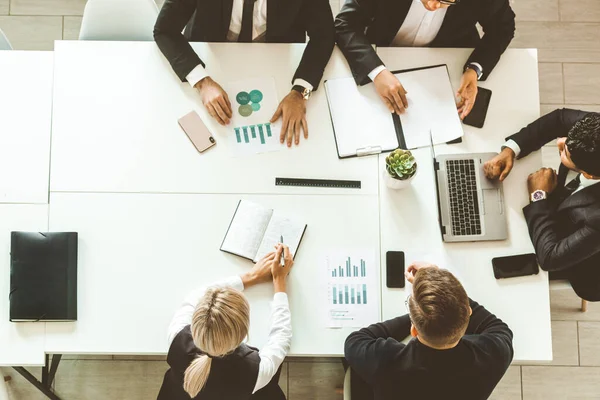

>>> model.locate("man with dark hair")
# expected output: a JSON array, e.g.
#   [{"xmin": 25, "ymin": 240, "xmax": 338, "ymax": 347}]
[
  {"xmin": 485, "ymin": 109, "xmax": 600, "ymax": 301},
  {"xmin": 344, "ymin": 263, "xmax": 513, "ymax": 400},
  {"xmin": 154, "ymin": 0, "xmax": 335, "ymax": 147},
  {"xmin": 334, "ymin": 0, "xmax": 515, "ymax": 119}
]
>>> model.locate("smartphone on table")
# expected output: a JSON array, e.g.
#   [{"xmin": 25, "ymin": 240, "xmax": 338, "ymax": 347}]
[
  {"xmin": 178, "ymin": 111, "xmax": 216, "ymax": 153},
  {"xmin": 463, "ymin": 87, "xmax": 492, "ymax": 128},
  {"xmin": 386, "ymin": 251, "xmax": 405, "ymax": 288},
  {"xmin": 492, "ymin": 253, "xmax": 539, "ymax": 279}
]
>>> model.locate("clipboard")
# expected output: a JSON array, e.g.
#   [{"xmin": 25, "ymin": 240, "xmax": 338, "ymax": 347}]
[{"xmin": 324, "ymin": 64, "xmax": 462, "ymax": 159}]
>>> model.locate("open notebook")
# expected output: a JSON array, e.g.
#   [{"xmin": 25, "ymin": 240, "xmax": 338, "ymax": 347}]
[
  {"xmin": 220, "ymin": 200, "xmax": 307, "ymax": 263},
  {"xmin": 325, "ymin": 65, "xmax": 464, "ymax": 158}
]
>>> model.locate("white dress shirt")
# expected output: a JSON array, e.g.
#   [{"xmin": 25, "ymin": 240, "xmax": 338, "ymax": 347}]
[
  {"xmin": 167, "ymin": 275, "xmax": 292, "ymax": 394},
  {"xmin": 186, "ymin": 0, "xmax": 312, "ymax": 91},
  {"xmin": 502, "ymin": 139, "xmax": 600, "ymax": 195},
  {"xmin": 368, "ymin": 0, "xmax": 482, "ymax": 82}
]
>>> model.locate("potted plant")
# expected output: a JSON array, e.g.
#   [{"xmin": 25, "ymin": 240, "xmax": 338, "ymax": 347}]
[{"xmin": 384, "ymin": 149, "xmax": 417, "ymax": 189}]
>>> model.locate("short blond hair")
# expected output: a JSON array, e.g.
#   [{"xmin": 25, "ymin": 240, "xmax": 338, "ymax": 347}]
[
  {"xmin": 183, "ymin": 287, "xmax": 250, "ymax": 397},
  {"xmin": 408, "ymin": 268, "xmax": 470, "ymax": 347}
]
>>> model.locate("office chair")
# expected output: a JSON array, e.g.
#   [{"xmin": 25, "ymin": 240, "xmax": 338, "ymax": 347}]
[
  {"xmin": 79, "ymin": 0, "xmax": 159, "ymax": 41},
  {"xmin": 550, "ymin": 280, "xmax": 588, "ymax": 312},
  {"xmin": 0, "ymin": 28, "xmax": 13, "ymax": 50}
]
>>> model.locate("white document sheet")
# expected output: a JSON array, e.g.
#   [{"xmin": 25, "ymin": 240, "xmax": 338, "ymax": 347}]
[
  {"xmin": 325, "ymin": 65, "xmax": 463, "ymax": 156},
  {"xmin": 321, "ymin": 250, "xmax": 380, "ymax": 328},
  {"xmin": 396, "ymin": 66, "xmax": 464, "ymax": 149},
  {"xmin": 223, "ymin": 77, "xmax": 283, "ymax": 155},
  {"xmin": 254, "ymin": 211, "xmax": 306, "ymax": 263},
  {"xmin": 325, "ymin": 77, "xmax": 398, "ymax": 158},
  {"xmin": 220, "ymin": 200, "xmax": 273, "ymax": 260}
]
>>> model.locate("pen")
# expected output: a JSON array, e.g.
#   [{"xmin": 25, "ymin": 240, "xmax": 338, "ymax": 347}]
[{"xmin": 280, "ymin": 235, "xmax": 285, "ymax": 267}]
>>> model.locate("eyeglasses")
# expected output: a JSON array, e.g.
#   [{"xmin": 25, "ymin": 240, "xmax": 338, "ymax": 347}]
[
  {"xmin": 405, "ymin": 295, "xmax": 412, "ymax": 315},
  {"xmin": 438, "ymin": 0, "xmax": 461, "ymax": 5}
]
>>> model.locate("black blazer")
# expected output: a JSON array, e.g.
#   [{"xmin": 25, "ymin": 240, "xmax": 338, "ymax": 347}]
[
  {"xmin": 507, "ymin": 108, "xmax": 600, "ymax": 301},
  {"xmin": 344, "ymin": 299, "xmax": 513, "ymax": 400},
  {"xmin": 154, "ymin": 0, "xmax": 335, "ymax": 90},
  {"xmin": 334, "ymin": 0, "xmax": 515, "ymax": 85}
]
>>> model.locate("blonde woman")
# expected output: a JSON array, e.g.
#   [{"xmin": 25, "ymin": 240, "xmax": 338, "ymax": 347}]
[{"xmin": 157, "ymin": 244, "xmax": 293, "ymax": 400}]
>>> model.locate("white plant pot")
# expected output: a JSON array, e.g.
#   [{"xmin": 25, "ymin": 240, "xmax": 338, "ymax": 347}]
[{"xmin": 383, "ymin": 169, "xmax": 416, "ymax": 190}]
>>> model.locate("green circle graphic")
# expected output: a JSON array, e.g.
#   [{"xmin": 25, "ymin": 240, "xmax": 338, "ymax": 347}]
[
  {"xmin": 249, "ymin": 90, "xmax": 263, "ymax": 103},
  {"xmin": 238, "ymin": 104, "xmax": 253, "ymax": 117},
  {"xmin": 251, "ymin": 102, "xmax": 261, "ymax": 112},
  {"xmin": 236, "ymin": 91, "xmax": 250, "ymax": 105}
]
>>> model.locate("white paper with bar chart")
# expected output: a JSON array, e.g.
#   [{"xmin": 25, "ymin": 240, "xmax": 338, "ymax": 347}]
[
  {"xmin": 322, "ymin": 251, "xmax": 379, "ymax": 328},
  {"xmin": 223, "ymin": 77, "xmax": 283, "ymax": 155}
]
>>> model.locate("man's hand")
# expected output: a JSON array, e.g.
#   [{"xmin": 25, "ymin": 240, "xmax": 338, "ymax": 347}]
[
  {"xmin": 271, "ymin": 91, "xmax": 308, "ymax": 147},
  {"xmin": 456, "ymin": 69, "xmax": 478, "ymax": 120},
  {"xmin": 527, "ymin": 168, "xmax": 558, "ymax": 195},
  {"xmin": 373, "ymin": 69, "xmax": 408, "ymax": 115},
  {"xmin": 241, "ymin": 251, "xmax": 276, "ymax": 288},
  {"xmin": 484, "ymin": 147, "xmax": 516, "ymax": 181},
  {"xmin": 405, "ymin": 262, "xmax": 438, "ymax": 285},
  {"xmin": 195, "ymin": 77, "xmax": 232, "ymax": 126},
  {"xmin": 272, "ymin": 244, "xmax": 294, "ymax": 293}
]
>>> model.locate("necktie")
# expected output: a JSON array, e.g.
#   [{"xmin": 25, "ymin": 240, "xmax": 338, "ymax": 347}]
[{"xmin": 239, "ymin": 0, "xmax": 257, "ymax": 43}]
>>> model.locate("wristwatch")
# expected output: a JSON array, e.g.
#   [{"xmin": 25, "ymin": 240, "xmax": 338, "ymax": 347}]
[
  {"xmin": 292, "ymin": 85, "xmax": 312, "ymax": 100},
  {"xmin": 465, "ymin": 63, "xmax": 483, "ymax": 80},
  {"xmin": 530, "ymin": 190, "xmax": 547, "ymax": 203}
]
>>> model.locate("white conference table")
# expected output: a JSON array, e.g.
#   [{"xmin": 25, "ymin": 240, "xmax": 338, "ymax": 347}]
[
  {"xmin": 1, "ymin": 42, "xmax": 551, "ymax": 367},
  {"xmin": 0, "ymin": 51, "xmax": 53, "ymax": 204},
  {"xmin": 376, "ymin": 48, "xmax": 551, "ymax": 362}
]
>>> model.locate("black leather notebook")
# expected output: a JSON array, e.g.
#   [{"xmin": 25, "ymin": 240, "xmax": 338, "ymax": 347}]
[{"xmin": 10, "ymin": 232, "xmax": 78, "ymax": 322}]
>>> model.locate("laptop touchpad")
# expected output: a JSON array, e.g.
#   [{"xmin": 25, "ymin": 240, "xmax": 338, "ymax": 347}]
[{"xmin": 483, "ymin": 189, "xmax": 501, "ymax": 215}]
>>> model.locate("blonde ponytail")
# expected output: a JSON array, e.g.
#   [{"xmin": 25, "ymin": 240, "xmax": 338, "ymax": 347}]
[
  {"xmin": 183, "ymin": 287, "xmax": 250, "ymax": 397},
  {"xmin": 183, "ymin": 354, "xmax": 212, "ymax": 398}
]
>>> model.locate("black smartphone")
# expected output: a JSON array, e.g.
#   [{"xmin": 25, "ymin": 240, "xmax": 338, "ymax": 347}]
[
  {"xmin": 386, "ymin": 251, "xmax": 405, "ymax": 288},
  {"xmin": 463, "ymin": 87, "xmax": 492, "ymax": 128},
  {"xmin": 492, "ymin": 253, "xmax": 539, "ymax": 279}
]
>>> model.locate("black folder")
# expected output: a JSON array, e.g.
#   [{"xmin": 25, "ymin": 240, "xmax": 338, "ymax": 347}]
[{"xmin": 9, "ymin": 232, "xmax": 78, "ymax": 322}]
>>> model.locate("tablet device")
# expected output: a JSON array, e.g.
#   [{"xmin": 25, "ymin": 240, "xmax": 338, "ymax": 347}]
[
  {"xmin": 492, "ymin": 253, "xmax": 539, "ymax": 279},
  {"xmin": 463, "ymin": 87, "xmax": 492, "ymax": 129}
]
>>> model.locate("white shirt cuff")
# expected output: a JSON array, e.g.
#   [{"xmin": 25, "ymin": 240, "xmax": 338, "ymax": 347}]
[
  {"xmin": 368, "ymin": 65, "xmax": 386, "ymax": 82},
  {"xmin": 292, "ymin": 78, "xmax": 313, "ymax": 91},
  {"xmin": 186, "ymin": 64, "xmax": 209, "ymax": 88},
  {"xmin": 502, "ymin": 139, "xmax": 521, "ymax": 158},
  {"xmin": 272, "ymin": 292, "xmax": 289, "ymax": 307}
]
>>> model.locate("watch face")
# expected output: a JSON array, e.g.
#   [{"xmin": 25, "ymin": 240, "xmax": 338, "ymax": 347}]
[{"xmin": 533, "ymin": 191, "xmax": 545, "ymax": 201}]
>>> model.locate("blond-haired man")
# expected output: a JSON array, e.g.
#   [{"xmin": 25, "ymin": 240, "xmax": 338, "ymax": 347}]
[{"xmin": 344, "ymin": 263, "xmax": 513, "ymax": 400}]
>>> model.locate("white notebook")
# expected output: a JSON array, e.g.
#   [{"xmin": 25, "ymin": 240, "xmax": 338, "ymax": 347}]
[
  {"xmin": 220, "ymin": 200, "xmax": 307, "ymax": 263},
  {"xmin": 325, "ymin": 65, "xmax": 464, "ymax": 157}
]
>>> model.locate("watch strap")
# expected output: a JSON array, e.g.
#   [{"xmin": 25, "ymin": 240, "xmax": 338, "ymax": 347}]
[{"xmin": 465, "ymin": 63, "xmax": 483, "ymax": 80}]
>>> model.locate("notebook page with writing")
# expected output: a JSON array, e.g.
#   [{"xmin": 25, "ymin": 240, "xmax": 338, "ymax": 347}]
[
  {"xmin": 325, "ymin": 77, "xmax": 398, "ymax": 157},
  {"xmin": 395, "ymin": 66, "xmax": 463, "ymax": 149},
  {"xmin": 221, "ymin": 200, "xmax": 273, "ymax": 260},
  {"xmin": 253, "ymin": 211, "xmax": 307, "ymax": 263}
]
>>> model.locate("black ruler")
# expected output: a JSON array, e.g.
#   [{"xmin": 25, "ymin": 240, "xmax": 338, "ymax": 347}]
[{"xmin": 275, "ymin": 177, "xmax": 361, "ymax": 189}]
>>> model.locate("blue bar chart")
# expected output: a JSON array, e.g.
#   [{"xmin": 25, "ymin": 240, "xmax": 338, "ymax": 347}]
[{"xmin": 331, "ymin": 257, "xmax": 367, "ymax": 278}]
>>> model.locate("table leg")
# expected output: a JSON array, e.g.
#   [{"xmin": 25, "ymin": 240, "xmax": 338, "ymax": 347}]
[{"xmin": 12, "ymin": 354, "xmax": 63, "ymax": 400}]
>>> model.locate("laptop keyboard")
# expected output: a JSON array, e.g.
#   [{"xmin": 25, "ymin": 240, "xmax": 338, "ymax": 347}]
[{"xmin": 446, "ymin": 159, "xmax": 482, "ymax": 236}]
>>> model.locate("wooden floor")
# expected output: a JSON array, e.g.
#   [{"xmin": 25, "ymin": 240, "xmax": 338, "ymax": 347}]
[{"xmin": 2, "ymin": 0, "xmax": 600, "ymax": 398}]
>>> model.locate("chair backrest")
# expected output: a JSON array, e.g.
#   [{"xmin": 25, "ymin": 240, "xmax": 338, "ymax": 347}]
[
  {"xmin": 79, "ymin": 0, "xmax": 159, "ymax": 41},
  {"xmin": 0, "ymin": 28, "xmax": 13, "ymax": 50},
  {"xmin": 343, "ymin": 368, "xmax": 351, "ymax": 400}
]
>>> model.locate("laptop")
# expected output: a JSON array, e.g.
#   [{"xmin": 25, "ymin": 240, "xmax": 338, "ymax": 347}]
[{"xmin": 428, "ymin": 133, "xmax": 507, "ymax": 242}]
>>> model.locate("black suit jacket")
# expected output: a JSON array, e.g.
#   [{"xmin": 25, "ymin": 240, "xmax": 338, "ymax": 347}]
[
  {"xmin": 334, "ymin": 0, "xmax": 515, "ymax": 85},
  {"xmin": 507, "ymin": 108, "xmax": 600, "ymax": 301},
  {"xmin": 154, "ymin": 0, "xmax": 335, "ymax": 90},
  {"xmin": 344, "ymin": 299, "xmax": 513, "ymax": 400}
]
